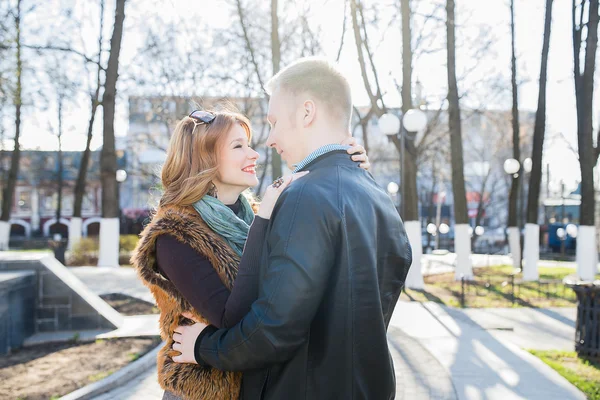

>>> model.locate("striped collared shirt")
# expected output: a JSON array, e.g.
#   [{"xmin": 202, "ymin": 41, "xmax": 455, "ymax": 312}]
[{"xmin": 292, "ymin": 144, "xmax": 350, "ymax": 173}]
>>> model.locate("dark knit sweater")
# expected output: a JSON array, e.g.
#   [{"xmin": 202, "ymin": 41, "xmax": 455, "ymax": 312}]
[{"xmin": 155, "ymin": 200, "xmax": 266, "ymax": 329}]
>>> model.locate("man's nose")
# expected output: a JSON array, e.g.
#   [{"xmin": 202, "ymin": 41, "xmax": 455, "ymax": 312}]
[{"xmin": 266, "ymin": 132, "xmax": 276, "ymax": 148}]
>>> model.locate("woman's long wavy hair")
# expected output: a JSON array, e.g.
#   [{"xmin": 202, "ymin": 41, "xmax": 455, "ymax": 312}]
[{"xmin": 159, "ymin": 110, "xmax": 253, "ymax": 208}]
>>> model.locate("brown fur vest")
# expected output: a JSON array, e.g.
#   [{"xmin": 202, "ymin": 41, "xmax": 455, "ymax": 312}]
[{"xmin": 131, "ymin": 204, "xmax": 242, "ymax": 400}]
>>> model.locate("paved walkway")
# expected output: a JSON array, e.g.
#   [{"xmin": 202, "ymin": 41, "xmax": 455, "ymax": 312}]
[
  {"xmin": 93, "ymin": 328, "xmax": 456, "ymax": 400},
  {"xmin": 461, "ymin": 307, "xmax": 576, "ymax": 351},
  {"xmin": 71, "ymin": 264, "xmax": 585, "ymax": 400},
  {"xmin": 69, "ymin": 266, "xmax": 154, "ymax": 303},
  {"xmin": 391, "ymin": 302, "xmax": 585, "ymax": 400},
  {"xmin": 92, "ymin": 367, "xmax": 163, "ymax": 400}
]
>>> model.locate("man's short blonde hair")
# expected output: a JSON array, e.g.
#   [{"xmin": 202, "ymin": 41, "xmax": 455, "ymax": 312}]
[{"xmin": 266, "ymin": 57, "xmax": 352, "ymax": 129}]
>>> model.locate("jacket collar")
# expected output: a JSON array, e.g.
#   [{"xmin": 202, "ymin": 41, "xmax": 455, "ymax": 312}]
[{"xmin": 295, "ymin": 149, "xmax": 359, "ymax": 172}]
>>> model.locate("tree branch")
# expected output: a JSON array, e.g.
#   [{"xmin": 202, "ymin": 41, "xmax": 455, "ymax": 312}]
[
  {"xmin": 21, "ymin": 44, "xmax": 105, "ymax": 70},
  {"xmin": 235, "ymin": 0, "xmax": 266, "ymax": 94}
]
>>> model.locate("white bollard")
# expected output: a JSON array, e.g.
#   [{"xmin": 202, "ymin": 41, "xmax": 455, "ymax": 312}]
[
  {"xmin": 97, "ymin": 218, "xmax": 120, "ymax": 267},
  {"xmin": 576, "ymin": 225, "xmax": 597, "ymax": 281},
  {"xmin": 0, "ymin": 221, "xmax": 9, "ymax": 250},
  {"xmin": 454, "ymin": 224, "xmax": 473, "ymax": 280},
  {"xmin": 523, "ymin": 223, "xmax": 539, "ymax": 281},
  {"xmin": 507, "ymin": 226, "xmax": 521, "ymax": 269},
  {"xmin": 68, "ymin": 217, "xmax": 83, "ymax": 251},
  {"xmin": 404, "ymin": 220, "xmax": 424, "ymax": 289}
]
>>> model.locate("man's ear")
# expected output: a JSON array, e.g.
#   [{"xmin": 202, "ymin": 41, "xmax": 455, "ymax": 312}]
[{"xmin": 302, "ymin": 100, "xmax": 316, "ymax": 127}]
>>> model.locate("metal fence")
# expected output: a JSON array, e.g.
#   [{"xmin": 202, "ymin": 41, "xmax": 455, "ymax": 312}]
[
  {"xmin": 458, "ymin": 274, "xmax": 574, "ymax": 308},
  {"xmin": 570, "ymin": 284, "xmax": 600, "ymax": 361}
]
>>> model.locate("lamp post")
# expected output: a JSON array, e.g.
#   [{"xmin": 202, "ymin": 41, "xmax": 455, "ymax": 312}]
[
  {"xmin": 387, "ymin": 181, "xmax": 400, "ymax": 210},
  {"xmin": 504, "ymin": 157, "xmax": 538, "ymax": 280},
  {"xmin": 116, "ymin": 169, "xmax": 127, "ymax": 235},
  {"xmin": 378, "ymin": 110, "xmax": 427, "ymax": 215},
  {"xmin": 438, "ymin": 222, "xmax": 450, "ymax": 249},
  {"xmin": 557, "ymin": 224, "xmax": 578, "ymax": 257},
  {"xmin": 379, "ymin": 109, "xmax": 427, "ymax": 290},
  {"xmin": 504, "ymin": 157, "xmax": 522, "ymax": 271}
]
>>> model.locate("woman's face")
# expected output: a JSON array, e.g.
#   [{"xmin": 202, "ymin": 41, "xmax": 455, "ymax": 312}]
[{"xmin": 214, "ymin": 123, "xmax": 260, "ymax": 192}]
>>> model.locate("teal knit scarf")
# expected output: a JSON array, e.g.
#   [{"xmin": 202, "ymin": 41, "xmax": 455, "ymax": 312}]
[{"xmin": 192, "ymin": 194, "xmax": 255, "ymax": 257}]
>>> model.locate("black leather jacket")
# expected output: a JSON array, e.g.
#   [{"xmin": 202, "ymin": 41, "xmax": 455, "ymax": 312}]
[{"xmin": 195, "ymin": 150, "xmax": 412, "ymax": 400}]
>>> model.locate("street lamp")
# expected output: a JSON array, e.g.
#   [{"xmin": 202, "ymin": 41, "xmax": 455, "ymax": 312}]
[
  {"xmin": 116, "ymin": 169, "xmax": 127, "ymax": 183},
  {"xmin": 378, "ymin": 109, "xmax": 427, "ymax": 215},
  {"xmin": 426, "ymin": 223, "xmax": 437, "ymax": 235},
  {"xmin": 503, "ymin": 158, "xmax": 520, "ymax": 177},
  {"xmin": 439, "ymin": 223, "xmax": 450, "ymax": 234},
  {"xmin": 438, "ymin": 223, "xmax": 450, "ymax": 249},
  {"xmin": 403, "ymin": 109, "xmax": 428, "ymax": 132}
]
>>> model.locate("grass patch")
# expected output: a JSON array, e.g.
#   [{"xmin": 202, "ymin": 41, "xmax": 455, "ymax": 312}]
[
  {"xmin": 88, "ymin": 369, "xmax": 116, "ymax": 383},
  {"xmin": 528, "ymin": 350, "xmax": 600, "ymax": 400},
  {"xmin": 401, "ymin": 265, "xmax": 600, "ymax": 308}
]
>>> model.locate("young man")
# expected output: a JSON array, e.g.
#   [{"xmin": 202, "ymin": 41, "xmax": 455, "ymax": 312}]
[{"xmin": 172, "ymin": 58, "xmax": 412, "ymax": 399}]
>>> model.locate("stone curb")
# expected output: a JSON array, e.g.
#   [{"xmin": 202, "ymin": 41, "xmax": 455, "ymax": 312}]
[{"xmin": 60, "ymin": 341, "xmax": 163, "ymax": 400}]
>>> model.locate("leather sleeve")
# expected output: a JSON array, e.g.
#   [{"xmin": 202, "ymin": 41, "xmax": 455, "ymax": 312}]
[
  {"xmin": 194, "ymin": 183, "xmax": 339, "ymax": 371},
  {"xmin": 380, "ymin": 219, "xmax": 412, "ymax": 329}
]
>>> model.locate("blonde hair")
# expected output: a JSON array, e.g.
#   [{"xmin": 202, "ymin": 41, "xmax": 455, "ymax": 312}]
[
  {"xmin": 266, "ymin": 57, "xmax": 353, "ymax": 128},
  {"xmin": 159, "ymin": 111, "xmax": 252, "ymax": 208}
]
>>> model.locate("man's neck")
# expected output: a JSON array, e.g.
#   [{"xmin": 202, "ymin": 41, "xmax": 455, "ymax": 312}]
[{"xmin": 302, "ymin": 129, "xmax": 349, "ymax": 159}]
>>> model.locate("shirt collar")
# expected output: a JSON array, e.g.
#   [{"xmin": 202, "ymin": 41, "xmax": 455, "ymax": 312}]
[{"xmin": 292, "ymin": 144, "xmax": 350, "ymax": 173}]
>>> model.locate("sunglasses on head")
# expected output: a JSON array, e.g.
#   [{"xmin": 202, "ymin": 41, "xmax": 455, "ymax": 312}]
[{"xmin": 189, "ymin": 110, "xmax": 216, "ymax": 129}]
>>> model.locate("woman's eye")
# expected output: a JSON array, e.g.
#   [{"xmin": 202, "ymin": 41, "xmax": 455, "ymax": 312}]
[{"xmin": 234, "ymin": 145, "xmax": 243, "ymax": 149}]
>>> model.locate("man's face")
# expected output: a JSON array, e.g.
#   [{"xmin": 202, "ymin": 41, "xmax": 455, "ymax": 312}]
[{"xmin": 266, "ymin": 89, "xmax": 305, "ymax": 169}]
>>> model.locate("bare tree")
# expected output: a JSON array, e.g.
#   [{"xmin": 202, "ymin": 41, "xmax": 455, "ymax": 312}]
[
  {"xmin": 98, "ymin": 0, "xmax": 126, "ymax": 267},
  {"xmin": 0, "ymin": 0, "xmax": 23, "ymax": 250},
  {"xmin": 71, "ymin": 0, "xmax": 105, "ymax": 249},
  {"xmin": 270, "ymin": 0, "xmax": 283, "ymax": 179},
  {"xmin": 506, "ymin": 0, "xmax": 522, "ymax": 272},
  {"xmin": 523, "ymin": 0, "xmax": 553, "ymax": 281},
  {"xmin": 573, "ymin": 0, "xmax": 599, "ymax": 280},
  {"xmin": 446, "ymin": 0, "xmax": 472, "ymax": 279}
]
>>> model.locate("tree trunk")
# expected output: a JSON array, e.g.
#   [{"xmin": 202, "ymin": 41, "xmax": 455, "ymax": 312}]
[
  {"xmin": 98, "ymin": 0, "xmax": 125, "ymax": 267},
  {"xmin": 524, "ymin": 0, "xmax": 553, "ymax": 281},
  {"xmin": 399, "ymin": 0, "xmax": 423, "ymax": 289},
  {"xmin": 508, "ymin": 0, "xmax": 521, "ymax": 230},
  {"xmin": 0, "ymin": 0, "xmax": 23, "ymax": 250},
  {"xmin": 446, "ymin": 0, "xmax": 472, "ymax": 279},
  {"xmin": 573, "ymin": 0, "xmax": 599, "ymax": 280},
  {"xmin": 527, "ymin": 0, "xmax": 552, "ymax": 225},
  {"xmin": 400, "ymin": 0, "xmax": 419, "ymax": 223},
  {"xmin": 472, "ymin": 172, "xmax": 490, "ymax": 248},
  {"xmin": 73, "ymin": 0, "xmax": 104, "ymax": 220},
  {"xmin": 360, "ymin": 118, "xmax": 369, "ymax": 155},
  {"xmin": 506, "ymin": 0, "xmax": 522, "ymax": 270},
  {"xmin": 74, "ymin": 96, "xmax": 99, "ymax": 217},
  {"xmin": 270, "ymin": 0, "xmax": 283, "ymax": 177},
  {"xmin": 56, "ymin": 98, "xmax": 64, "ymax": 232}
]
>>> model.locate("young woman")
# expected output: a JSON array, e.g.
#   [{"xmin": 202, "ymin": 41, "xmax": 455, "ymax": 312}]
[{"xmin": 131, "ymin": 109, "xmax": 369, "ymax": 400}]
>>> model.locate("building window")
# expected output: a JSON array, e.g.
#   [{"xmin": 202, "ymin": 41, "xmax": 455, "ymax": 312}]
[
  {"xmin": 41, "ymin": 192, "xmax": 56, "ymax": 212},
  {"xmin": 82, "ymin": 193, "xmax": 94, "ymax": 212},
  {"xmin": 17, "ymin": 190, "xmax": 31, "ymax": 212}
]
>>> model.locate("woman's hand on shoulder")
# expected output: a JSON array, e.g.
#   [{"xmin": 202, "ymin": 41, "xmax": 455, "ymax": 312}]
[
  {"xmin": 257, "ymin": 172, "xmax": 309, "ymax": 219},
  {"xmin": 341, "ymin": 136, "xmax": 370, "ymax": 170}
]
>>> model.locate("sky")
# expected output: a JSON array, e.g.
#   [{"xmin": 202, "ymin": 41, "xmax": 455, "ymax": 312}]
[{"xmin": 3, "ymin": 0, "xmax": 586, "ymax": 189}]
